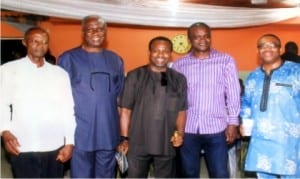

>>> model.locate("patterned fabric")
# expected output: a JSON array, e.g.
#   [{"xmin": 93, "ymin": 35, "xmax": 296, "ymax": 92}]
[
  {"xmin": 240, "ymin": 61, "xmax": 300, "ymax": 176},
  {"xmin": 172, "ymin": 49, "xmax": 240, "ymax": 134},
  {"xmin": 239, "ymin": 138, "xmax": 256, "ymax": 178}
]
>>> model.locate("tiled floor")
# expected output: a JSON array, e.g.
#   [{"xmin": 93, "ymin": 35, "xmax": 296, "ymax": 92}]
[{"xmin": 1, "ymin": 145, "xmax": 13, "ymax": 178}]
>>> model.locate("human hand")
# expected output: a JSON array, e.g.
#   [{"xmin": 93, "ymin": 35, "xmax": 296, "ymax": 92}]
[
  {"xmin": 239, "ymin": 125, "xmax": 246, "ymax": 136},
  {"xmin": 117, "ymin": 141, "xmax": 129, "ymax": 154},
  {"xmin": 56, "ymin": 144, "xmax": 73, "ymax": 163},
  {"xmin": 225, "ymin": 125, "xmax": 238, "ymax": 144},
  {"xmin": 171, "ymin": 131, "xmax": 183, "ymax": 147},
  {"xmin": 2, "ymin": 131, "xmax": 20, "ymax": 156}
]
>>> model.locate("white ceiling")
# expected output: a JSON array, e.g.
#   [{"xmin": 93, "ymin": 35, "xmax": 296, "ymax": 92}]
[{"xmin": 1, "ymin": 0, "xmax": 300, "ymax": 28}]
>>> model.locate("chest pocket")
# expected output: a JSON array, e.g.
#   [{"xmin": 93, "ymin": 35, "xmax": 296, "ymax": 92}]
[
  {"xmin": 273, "ymin": 82, "xmax": 294, "ymax": 96},
  {"xmin": 90, "ymin": 72, "xmax": 111, "ymax": 93},
  {"xmin": 167, "ymin": 91, "xmax": 181, "ymax": 112}
]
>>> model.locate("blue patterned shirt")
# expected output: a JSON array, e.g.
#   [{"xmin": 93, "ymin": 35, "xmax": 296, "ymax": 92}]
[{"xmin": 241, "ymin": 61, "xmax": 300, "ymax": 176}]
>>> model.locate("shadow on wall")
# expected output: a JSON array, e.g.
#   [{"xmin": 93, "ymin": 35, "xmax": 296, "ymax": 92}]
[
  {"xmin": 1, "ymin": 39, "xmax": 26, "ymax": 65},
  {"xmin": 1, "ymin": 39, "xmax": 57, "ymax": 65}
]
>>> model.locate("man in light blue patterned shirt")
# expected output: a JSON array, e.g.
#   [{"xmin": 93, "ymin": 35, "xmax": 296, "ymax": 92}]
[{"xmin": 240, "ymin": 34, "xmax": 300, "ymax": 178}]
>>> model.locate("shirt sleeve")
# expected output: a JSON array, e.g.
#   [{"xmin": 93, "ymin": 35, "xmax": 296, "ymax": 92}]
[
  {"xmin": 224, "ymin": 57, "xmax": 241, "ymax": 125},
  {"xmin": 0, "ymin": 65, "xmax": 13, "ymax": 135},
  {"xmin": 178, "ymin": 74, "xmax": 188, "ymax": 111},
  {"xmin": 118, "ymin": 71, "xmax": 138, "ymax": 109},
  {"xmin": 240, "ymin": 74, "xmax": 253, "ymax": 120},
  {"xmin": 57, "ymin": 53, "xmax": 76, "ymax": 144},
  {"xmin": 57, "ymin": 53, "xmax": 71, "ymax": 76},
  {"xmin": 60, "ymin": 71, "xmax": 76, "ymax": 145},
  {"xmin": 116, "ymin": 60, "xmax": 125, "ymax": 97}
]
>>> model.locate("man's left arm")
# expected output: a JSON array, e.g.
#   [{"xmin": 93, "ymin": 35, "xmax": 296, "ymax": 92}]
[
  {"xmin": 224, "ymin": 58, "xmax": 241, "ymax": 143},
  {"xmin": 171, "ymin": 74, "xmax": 188, "ymax": 147},
  {"xmin": 57, "ymin": 72, "xmax": 76, "ymax": 163},
  {"xmin": 116, "ymin": 58, "xmax": 125, "ymax": 96},
  {"xmin": 171, "ymin": 110, "xmax": 186, "ymax": 147}
]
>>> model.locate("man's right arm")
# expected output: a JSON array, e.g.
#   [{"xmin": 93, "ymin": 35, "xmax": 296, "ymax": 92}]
[
  {"xmin": 0, "ymin": 66, "xmax": 20, "ymax": 155},
  {"xmin": 0, "ymin": 66, "xmax": 12, "ymax": 135},
  {"xmin": 117, "ymin": 70, "xmax": 138, "ymax": 153},
  {"xmin": 118, "ymin": 108, "xmax": 131, "ymax": 154}
]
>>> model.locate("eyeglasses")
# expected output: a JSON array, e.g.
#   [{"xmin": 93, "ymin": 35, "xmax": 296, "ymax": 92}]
[
  {"xmin": 257, "ymin": 43, "xmax": 280, "ymax": 50},
  {"xmin": 90, "ymin": 72, "xmax": 111, "ymax": 91},
  {"xmin": 161, "ymin": 72, "xmax": 167, "ymax": 86}
]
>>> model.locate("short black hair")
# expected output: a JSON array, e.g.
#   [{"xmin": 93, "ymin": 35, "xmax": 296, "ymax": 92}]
[
  {"xmin": 24, "ymin": 27, "xmax": 48, "ymax": 41},
  {"xmin": 148, "ymin": 36, "xmax": 173, "ymax": 51},
  {"xmin": 257, "ymin": 33, "xmax": 281, "ymax": 48},
  {"xmin": 187, "ymin": 22, "xmax": 211, "ymax": 39}
]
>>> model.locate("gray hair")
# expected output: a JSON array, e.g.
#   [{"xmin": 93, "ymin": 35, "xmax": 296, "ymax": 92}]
[{"xmin": 82, "ymin": 15, "xmax": 107, "ymax": 30}]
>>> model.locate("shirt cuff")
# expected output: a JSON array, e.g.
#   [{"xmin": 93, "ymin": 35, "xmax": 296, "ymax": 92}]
[{"xmin": 227, "ymin": 117, "xmax": 240, "ymax": 126}]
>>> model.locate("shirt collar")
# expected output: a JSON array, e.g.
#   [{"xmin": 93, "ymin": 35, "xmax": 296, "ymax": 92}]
[
  {"xmin": 188, "ymin": 48, "xmax": 216, "ymax": 60},
  {"xmin": 24, "ymin": 56, "xmax": 47, "ymax": 69}
]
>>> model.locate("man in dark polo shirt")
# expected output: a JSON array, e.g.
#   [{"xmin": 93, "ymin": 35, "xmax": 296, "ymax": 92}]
[{"xmin": 117, "ymin": 36, "xmax": 188, "ymax": 178}]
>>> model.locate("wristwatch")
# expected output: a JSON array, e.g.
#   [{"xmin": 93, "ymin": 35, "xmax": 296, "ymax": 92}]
[{"xmin": 120, "ymin": 136, "xmax": 129, "ymax": 142}]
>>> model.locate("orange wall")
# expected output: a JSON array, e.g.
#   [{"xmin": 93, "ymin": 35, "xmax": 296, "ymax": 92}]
[
  {"xmin": 1, "ymin": 18, "xmax": 300, "ymax": 73},
  {"xmin": 1, "ymin": 22, "xmax": 24, "ymax": 38},
  {"xmin": 117, "ymin": 24, "xmax": 300, "ymax": 72}
]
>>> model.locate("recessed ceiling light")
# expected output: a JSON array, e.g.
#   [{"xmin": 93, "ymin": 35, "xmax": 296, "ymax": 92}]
[{"xmin": 251, "ymin": 0, "xmax": 268, "ymax": 4}]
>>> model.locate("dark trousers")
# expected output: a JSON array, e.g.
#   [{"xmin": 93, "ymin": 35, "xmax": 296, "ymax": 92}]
[
  {"xmin": 70, "ymin": 148, "xmax": 116, "ymax": 178},
  {"xmin": 180, "ymin": 131, "xmax": 229, "ymax": 178},
  {"xmin": 10, "ymin": 149, "xmax": 64, "ymax": 178},
  {"xmin": 127, "ymin": 153, "xmax": 175, "ymax": 178}
]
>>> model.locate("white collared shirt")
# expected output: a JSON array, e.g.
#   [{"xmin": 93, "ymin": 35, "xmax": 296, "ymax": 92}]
[{"xmin": 0, "ymin": 56, "xmax": 75, "ymax": 152}]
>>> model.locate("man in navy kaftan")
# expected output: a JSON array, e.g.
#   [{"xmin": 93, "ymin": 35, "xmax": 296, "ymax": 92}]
[{"xmin": 58, "ymin": 15, "xmax": 124, "ymax": 178}]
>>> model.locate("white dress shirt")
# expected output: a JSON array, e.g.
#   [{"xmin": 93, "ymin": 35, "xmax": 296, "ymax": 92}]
[{"xmin": 0, "ymin": 56, "xmax": 76, "ymax": 152}]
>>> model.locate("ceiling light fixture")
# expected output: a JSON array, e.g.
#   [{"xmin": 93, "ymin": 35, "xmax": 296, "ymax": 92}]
[{"xmin": 251, "ymin": 0, "xmax": 268, "ymax": 4}]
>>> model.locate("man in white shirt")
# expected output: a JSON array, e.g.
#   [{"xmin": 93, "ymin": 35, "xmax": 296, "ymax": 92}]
[{"xmin": 0, "ymin": 27, "xmax": 76, "ymax": 178}]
